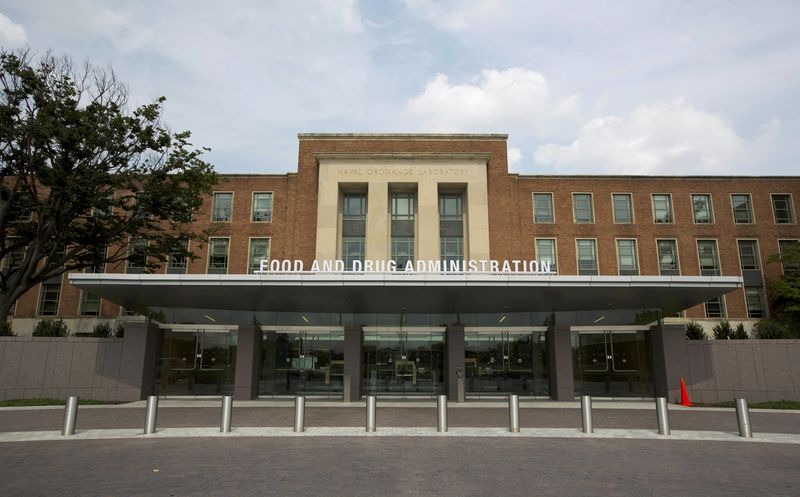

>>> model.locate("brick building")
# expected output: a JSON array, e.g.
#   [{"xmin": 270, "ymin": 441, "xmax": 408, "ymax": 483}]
[{"xmin": 9, "ymin": 133, "xmax": 800, "ymax": 401}]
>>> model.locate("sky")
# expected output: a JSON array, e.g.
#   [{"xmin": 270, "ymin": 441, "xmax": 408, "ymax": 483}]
[{"xmin": 1, "ymin": 0, "xmax": 798, "ymax": 176}]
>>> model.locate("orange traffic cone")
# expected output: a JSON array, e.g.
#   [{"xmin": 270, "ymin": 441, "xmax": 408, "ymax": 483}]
[{"xmin": 680, "ymin": 377, "xmax": 692, "ymax": 406}]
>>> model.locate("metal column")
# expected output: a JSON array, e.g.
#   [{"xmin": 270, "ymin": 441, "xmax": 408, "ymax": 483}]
[
  {"xmin": 220, "ymin": 395, "xmax": 233, "ymax": 433},
  {"xmin": 294, "ymin": 396, "xmax": 306, "ymax": 433},
  {"xmin": 508, "ymin": 394, "xmax": 520, "ymax": 433},
  {"xmin": 655, "ymin": 397, "xmax": 670, "ymax": 435},
  {"xmin": 366, "ymin": 395, "xmax": 376, "ymax": 432},
  {"xmin": 61, "ymin": 396, "xmax": 79, "ymax": 436},
  {"xmin": 735, "ymin": 398, "xmax": 753, "ymax": 438},
  {"xmin": 437, "ymin": 395, "xmax": 448, "ymax": 432},
  {"xmin": 144, "ymin": 395, "xmax": 158, "ymax": 434},
  {"xmin": 580, "ymin": 395, "xmax": 593, "ymax": 434}
]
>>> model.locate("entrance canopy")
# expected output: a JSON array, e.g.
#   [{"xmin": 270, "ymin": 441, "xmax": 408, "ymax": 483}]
[{"xmin": 69, "ymin": 273, "xmax": 741, "ymax": 315}]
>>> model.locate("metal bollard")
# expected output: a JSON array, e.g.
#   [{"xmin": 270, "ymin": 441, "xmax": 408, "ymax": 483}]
[
  {"xmin": 366, "ymin": 395, "xmax": 377, "ymax": 432},
  {"xmin": 220, "ymin": 395, "xmax": 233, "ymax": 433},
  {"xmin": 437, "ymin": 394, "xmax": 448, "ymax": 432},
  {"xmin": 580, "ymin": 395, "xmax": 593, "ymax": 434},
  {"xmin": 144, "ymin": 395, "xmax": 159, "ymax": 434},
  {"xmin": 656, "ymin": 397, "xmax": 670, "ymax": 435},
  {"xmin": 735, "ymin": 398, "xmax": 752, "ymax": 438},
  {"xmin": 343, "ymin": 367, "xmax": 351, "ymax": 403},
  {"xmin": 508, "ymin": 394, "xmax": 520, "ymax": 433},
  {"xmin": 456, "ymin": 368, "xmax": 465, "ymax": 403},
  {"xmin": 61, "ymin": 396, "xmax": 79, "ymax": 436},
  {"xmin": 294, "ymin": 396, "xmax": 306, "ymax": 433}
]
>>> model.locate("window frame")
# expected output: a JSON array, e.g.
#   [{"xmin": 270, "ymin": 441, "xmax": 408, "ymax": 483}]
[
  {"xmin": 704, "ymin": 295, "xmax": 727, "ymax": 319},
  {"xmin": 770, "ymin": 193, "xmax": 795, "ymax": 225},
  {"xmin": 534, "ymin": 238, "xmax": 558, "ymax": 273},
  {"xmin": 655, "ymin": 238, "xmax": 681, "ymax": 276},
  {"xmin": 166, "ymin": 239, "xmax": 190, "ymax": 274},
  {"xmin": 696, "ymin": 239, "xmax": 721, "ymax": 276},
  {"xmin": 206, "ymin": 237, "xmax": 231, "ymax": 274},
  {"xmin": 730, "ymin": 193, "xmax": 755, "ymax": 224},
  {"xmin": 744, "ymin": 287, "xmax": 766, "ymax": 319},
  {"xmin": 532, "ymin": 192, "xmax": 555, "ymax": 224},
  {"xmin": 79, "ymin": 290, "xmax": 102, "ymax": 316},
  {"xmin": 37, "ymin": 279, "xmax": 62, "ymax": 316},
  {"xmin": 777, "ymin": 239, "xmax": 800, "ymax": 275},
  {"xmin": 651, "ymin": 193, "xmax": 674, "ymax": 224},
  {"xmin": 736, "ymin": 239, "xmax": 761, "ymax": 272},
  {"xmin": 125, "ymin": 237, "xmax": 149, "ymax": 274},
  {"xmin": 575, "ymin": 238, "xmax": 599, "ymax": 276},
  {"xmin": 248, "ymin": 237, "xmax": 271, "ymax": 274},
  {"xmin": 615, "ymin": 238, "xmax": 639, "ymax": 275},
  {"xmin": 690, "ymin": 193, "xmax": 714, "ymax": 224},
  {"xmin": 611, "ymin": 193, "xmax": 634, "ymax": 224},
  {"xmin": 251, "ymin": 191, "xmax": 274, "ymax": 223},
  {"xmin": 571, "ymin": 193, "xmax": 594, "ymax": 224},
  {"xmin": 211, "ymin": 191, "xmax": 234, "ymax": 223}
]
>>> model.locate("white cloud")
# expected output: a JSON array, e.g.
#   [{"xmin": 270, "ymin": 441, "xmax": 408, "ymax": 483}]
[
  {"xmin": 407, "ymin": 68, "xmax": 581, "ymax": 138},
  {"xmin": 507, "ymin": 147, "xmax": 523, "ymax": 171},
  {"xmin": 533, "ymin": 99, "xmax": 781, "ymax": 175},
  {"xmin": 0, "ymin": 12, "xmax": 27, "ymax": 48}
]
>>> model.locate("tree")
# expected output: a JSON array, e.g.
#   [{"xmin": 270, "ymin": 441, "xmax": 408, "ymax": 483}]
[
  {"xmin": 712, "ymin": 320, "xmax": 733, "ymax": 340},
  {"xmin": 0, "ymin": 50, "xmax": 217, "ymax": 324},
  {"xmin": 767, "ymin": 241, "xmax": 800, "ymax": 336},
  {"xmin": 684, "ymin": 321, "xmax": 707, "ymax": 340}
]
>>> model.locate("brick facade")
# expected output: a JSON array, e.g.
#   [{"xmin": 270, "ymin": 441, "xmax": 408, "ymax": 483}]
[{"xmin": 9, "ymin": 134, "xmax": 800, "ymax": 329}]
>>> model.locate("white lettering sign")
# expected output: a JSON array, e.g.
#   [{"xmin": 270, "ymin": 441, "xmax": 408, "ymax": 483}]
[{"xmin": 255, "ymin": 259, "xmax": 555, "ymax": 274}]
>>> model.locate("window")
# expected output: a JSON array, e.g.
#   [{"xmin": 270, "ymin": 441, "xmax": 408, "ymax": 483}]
[
  {"xmin": 771, "ymin": 194, "xmax": 795, "ymax": 224},
  {"xmin": 248, "ymin": 238, "xmax": 270, "ymax": 274},
  {"xmin": 342, "ymin": 193, "xmax": 366, "ymax": 271},
  {"xmin": 778, "ymin": 240, "xmax": 800, "ymax": 275},
  {"xmin": 79, "ymin": 291, "xmax": 101, "ymax": 316},
  {"xmin": 576, "ymin": 239, "xmax": 598, "ymax": 276},
  {"xmin": 572, "ymin": 194, "xmax": 593, "ymax": 223},
  {"xmin": 207, "ymin": 238, "xmax": 229, "ymax": 274},
  {"xmin": 737, "ymin": 240, "xmax": 760, "ymax": 271},
  {"xmin": 731, "ymin": 194, "xmax": 754, "ymax": 224},
  {"xmin": 657, "ymin": 240, "xmax": 679, "ymax": 276},
  {"xmin": 535, "ymin": 239, "xmax": 557, "ymax": 273},
  {"xmin": 38, "ymin": 282, "xmax": 61, "ymax": 316},
  {"xmin": 391, "ymin": 192, "xmax": 415, "ymax": 269},
  {"xmin": 616, "ymin": 239, "xmax": 639, "ymax": 275},
  {"xmin": 212, "ymin": 192, "xmax": 233, "ymax": 222},
  {"xmin": 612, "ymin": 194, "xmax": 633, "ymax": 223},
  {"xmin": 167, "ymin": 239, "xmax": 189, "ymax": 274},
  {"xmin": 697, "ymin": 240, "xmax": 720, "ymax": 276},
  {"xmin": 93, "ymin": 192, "xmax": 115, "ymax": 218},
  {"xmin": 691, "ymin": 194, "xmax": 713, "ymax": 224},
  {"xmin": 652, "ymin": 194, "xmax": 673, "ymax": 223},
  {"xmin": 2, "ymin": 238, "xmax": 24, "ymax": 271},
  {"xmin": 440, "ymin": 194, "xmax": 464, "ymax": 266},
  {"xmin": 704, "ymin": 297, "xmax": 725, "ymax": 318},
  {"xmin": 132, "ymin": 192, "xmax": 149, "ymax": 219},
  {"xmin": 252, "ymin": 192, "xmax": 273, "ymax": 222},
  {"xmin": 533, "ymin": 193, "xmax": 554, "ymax": 223},
  {"xmin": 126, "ymin": 238, "xmax": 148, "ymax": 274},
  {"xmin": 745, "ymin": 287, "xmax": 765, "ymax": 319}
]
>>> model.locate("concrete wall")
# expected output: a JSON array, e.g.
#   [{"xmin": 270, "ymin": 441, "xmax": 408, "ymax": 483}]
[
  {"xmin": 665, "ymin": 339, "xmax": 800, "ymax": 404},
  {"xmin": 0, "ymin": 336, "xmax": 139, "ymax": 402}
]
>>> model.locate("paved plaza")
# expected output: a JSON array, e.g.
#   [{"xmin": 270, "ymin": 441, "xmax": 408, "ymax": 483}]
[{"xmin": 1, "ymin": 400, "xmax": 799, "ymax": 496}]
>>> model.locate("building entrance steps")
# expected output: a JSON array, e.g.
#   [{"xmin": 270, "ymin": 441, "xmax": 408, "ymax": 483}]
[{"xmin": 1, "ymin": 401, "xmax": 799, "ymax": 434}]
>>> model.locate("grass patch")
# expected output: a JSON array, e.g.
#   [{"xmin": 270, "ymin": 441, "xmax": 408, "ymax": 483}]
[
  {"xmin": 0, "ymin": 398, "xmax": 113, "ymax": 407},
  {"xmin": 715, "ymin": 400, "xmax": 800, "ymax": 410}
]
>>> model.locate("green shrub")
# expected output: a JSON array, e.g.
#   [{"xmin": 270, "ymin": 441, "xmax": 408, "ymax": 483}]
[
  {"xmin": 754, "ymin": 320, "xmax": 792, "ymax": 339},
  {"xmin": 732, "ymin": 323, "xmax": 749, "ymax": 339},
  {"xmin": 685, "ymin": 321, "xmax": 707, "ymax": 340},
  {"xmin": 32, "ymin": 319, "xmax": 70, "ymax": 337},
  {"xmin": 712, "ymin": 320, "xmax": 734, "ymax": 340},
  {"xmin": 91, "ymin": 322, "xmax": 113, "ymax": 337},
  {"xmin": 0, "ymin": 321, "xmax": 15, "ymax": 336},
  {"xmin": 114, "ymin": 322, "xmax": 125, "ymax": 338}
]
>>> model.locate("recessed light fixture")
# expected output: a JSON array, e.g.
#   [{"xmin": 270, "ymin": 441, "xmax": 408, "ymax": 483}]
[
  {"xmin": 301, "ymin": 315, "xmax": 309, "ymax": 323},
  {"xmin": 593, "ymin": 316, "xmax": 605, "ymax": 324},
  {"xmin": 204, "ymin": 314, "xmax": 216, "ymax": 322},
  {"xmin": 498, "ymin": 315, "xmax": 507, "ymax": 323}
]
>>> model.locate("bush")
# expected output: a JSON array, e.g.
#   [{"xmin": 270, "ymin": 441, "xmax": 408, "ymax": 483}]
[
  {"xmin": 712, "ymin": 320, "xmax": 734, "ymax": 340},
  {"xmin": 732, "ymin": 323, "xmax": 749, "ymax": 339},
  {"xmin": 114, "ymin": 322, "xmax": 125, "ymax": 338},
  {"xmin": 0, "ymin": 321, "xmax": 15, "ymax": 336},
  {"xmin": 685, "ymin": 321, "xmax": 707, "ymax": 340},
  {"xmin": 91, "ymin": 323, "xmax": 113, "ymax": 337},
  {"xmin": 754, "ymin": 320, "xmax": 792, "ymax": 339},
  {"xmin": 32, "ymin": 319, "xmax": 70, "ymax": 337}
]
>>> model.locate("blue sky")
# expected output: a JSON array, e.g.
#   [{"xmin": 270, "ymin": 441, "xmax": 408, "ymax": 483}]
[{"xmin": 1, "ymin": 0, "xmax": 798, "ymax": 175}]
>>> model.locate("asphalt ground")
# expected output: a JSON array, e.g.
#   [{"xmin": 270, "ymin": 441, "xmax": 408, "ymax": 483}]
[
  {"xmin": 1, "ymin": 437, "xmax": 799, "ymax": 497},
  {"xmin": 1, "ymin": 405, "xmax": 799, "ymax": 434}
]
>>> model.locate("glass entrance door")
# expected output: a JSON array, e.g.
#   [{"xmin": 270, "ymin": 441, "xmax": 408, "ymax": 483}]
[
  {"xmin": 363, "ymin": 330, "xmax": 445, "ymax": 396},
  {"xmin": 259, "ymin": 330, "xmax": 345, "ymax": 396},
  {"xmin": 156, "ymin": 329, "xmax": 238, "ymax": 397},
  {"xmin": 572, "ymin": 331, "xmax": 652, "ymax": 397},
  {"xmin": 464, "ymin": 331, "xmax": 549, "ymax": 396}
]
